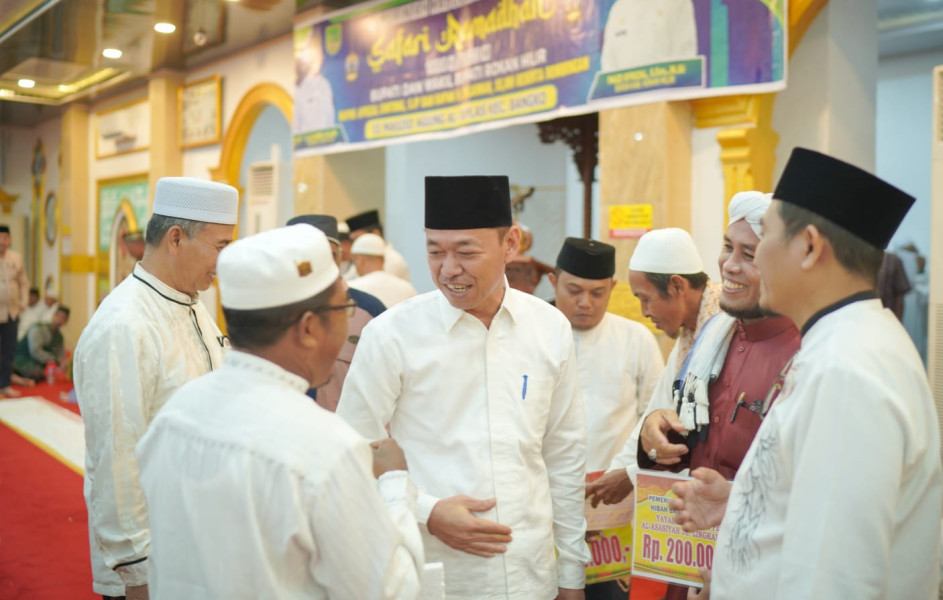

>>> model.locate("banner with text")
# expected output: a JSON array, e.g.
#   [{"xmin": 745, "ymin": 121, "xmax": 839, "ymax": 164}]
[
  {"xmin": 294, "ymin": 0, "xmax": 787, "ymax": 154},
  {"xmin": 633, "ymin": 470, "xmax": 719, "ymax": 587}
]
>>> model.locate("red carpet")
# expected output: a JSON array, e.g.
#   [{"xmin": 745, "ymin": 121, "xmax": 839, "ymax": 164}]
[{"xmin": 0, "ymin": 380, "xmax": 95, "ymax": 600}]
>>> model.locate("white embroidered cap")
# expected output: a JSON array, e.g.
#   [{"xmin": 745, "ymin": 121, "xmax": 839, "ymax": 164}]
[
  {"xmin": 218, "ymin": 224, "xmax": 339, "ymax": 310},
  {"xmin": 152, "ymin": 177, "xmax": 239, "ymax": 225},
  {"xmin": 629, "ymin": 227, "xmax": 703, "ymax": 275},
  {"xmin": 350, "ymin": 233, "xmax": 386, "ymax": 257},
  {"xmin": 728, "ymin": 191, "xmax": 772, "ymax": 238}
]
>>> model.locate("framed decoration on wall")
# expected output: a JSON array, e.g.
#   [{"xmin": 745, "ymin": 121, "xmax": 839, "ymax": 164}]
[
  {"xmin": 43, "ymin": 192, "xmax": 57, "ymax": 246},
  {"xmin": 95, "ymin": 97, "xmax": 150, "ymax": 158},
  {"xmin": 179, "ymin": 75, "xmax": 222, "ymax": 149},
  {"xmin": 97, "ymin": 174, "xmax": 150, "ymax": 299}
]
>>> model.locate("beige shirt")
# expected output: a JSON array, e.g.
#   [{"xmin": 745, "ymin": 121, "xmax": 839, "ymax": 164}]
[{"xmin": 0, "ymin": 249, "xmax": 28, "ymax": 322}]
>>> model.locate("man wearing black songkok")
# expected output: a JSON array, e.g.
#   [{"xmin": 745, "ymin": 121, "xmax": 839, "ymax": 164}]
[
  {"xmin": 339, "ymin": 176, "xmax": 590, "ymax": 599},
  {"xmin": 671, "ymin": 148, "xmax": 942, "ymax": 599}
]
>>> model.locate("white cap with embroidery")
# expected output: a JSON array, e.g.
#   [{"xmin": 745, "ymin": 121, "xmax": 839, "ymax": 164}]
[
  {"xmin": 218, "ymin": 225, "xmax": 339, "ymax": 310},
  {"xmin": 629, "ymin": 227, "xmax": 703, "ymax": 275},
  {"xmin": 152, "ymin": 177, "xmax": 239, "ymax": 225}
]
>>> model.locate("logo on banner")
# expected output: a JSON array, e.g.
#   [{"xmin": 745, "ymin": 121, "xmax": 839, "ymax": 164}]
[{"xmin": 326, "ymin": 23, "xmax": 342, "ymax": 56}]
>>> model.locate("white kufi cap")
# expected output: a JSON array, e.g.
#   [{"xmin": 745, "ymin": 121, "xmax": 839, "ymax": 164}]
[
  {"xmin": 350, "ymin": 233, "xmax": 386, "ymax": 257},
  {"xmin": 152, "ymin": 177, "xmax": 238, "ymax": 225},
  {"xmin": 728, "ymin": 191, "xmax": 772, "ymax": 238},
  {"xmin": 629, "ymin": 228, "xmax": 703, "ymax": 275},
  {"xmin": 218, "ymin": 224, "xmax": 339, "ymax": 310}
]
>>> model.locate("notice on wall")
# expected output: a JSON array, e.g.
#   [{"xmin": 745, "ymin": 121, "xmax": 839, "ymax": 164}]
[
  {"xmin": 609, "ymin": 204, "xmax": 652, "ymax": 238},
  {"xmin": 633, "ymin": 469, "xmax": 719, "ymax": 587}
]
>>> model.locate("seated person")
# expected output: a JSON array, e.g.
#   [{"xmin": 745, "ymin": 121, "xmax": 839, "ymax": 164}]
[{"xmin": 14, "ymin": 306, "xmax": 69, "ymax": 382}]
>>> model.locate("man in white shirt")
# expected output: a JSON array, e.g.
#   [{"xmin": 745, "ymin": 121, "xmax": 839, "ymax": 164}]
[
  {"xmin": 137, "ymin": 224, "xmax": 424, "ymax": 599},
  {"xmin": 338, "ymin": 175, "xmax": 590, "ymax": 599},
  {"xmin": 672, "ymin": 148, "xmax": 943, "ymax": 599},
  {"xmin": 350, "ymin": 233, "xmax": 418, "ymax": 308},
  {"xmin": 74, "ymin": 177, "xmax": 238, "ymax": 600},
  {"xmin": 346, "ymin": 209, "xmax": 411, "ymax": 281},
  {"xmin": 550, "ymin": 237, "xmax": 663, "ymax": 600},
  {"xmin": 294, "ymin": 27, "xmax": 336, "ymax": 134}
]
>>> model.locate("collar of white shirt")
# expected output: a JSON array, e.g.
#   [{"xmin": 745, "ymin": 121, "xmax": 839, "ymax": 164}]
[
  {"xmin": 224, "ymin": 349, "xmax": 310, "ymax": 393},
  {"xmin": 133, "ymin": 263, "xmax": 197, "ymax": 306},
  {"xmin": 437, "ymin": 277, "xmax": 520, "ymax": 332}
]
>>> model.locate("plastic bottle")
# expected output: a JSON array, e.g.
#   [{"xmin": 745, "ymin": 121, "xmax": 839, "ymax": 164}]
[{"xmin": 45, "ymin": 362, "xmax": 56, "ymax": 385}]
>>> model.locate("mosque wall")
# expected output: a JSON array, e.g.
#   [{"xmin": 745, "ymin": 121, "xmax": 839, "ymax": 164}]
[{"xmin": 878, "ymin": 47, "xmax": 943, "ymax": 258}]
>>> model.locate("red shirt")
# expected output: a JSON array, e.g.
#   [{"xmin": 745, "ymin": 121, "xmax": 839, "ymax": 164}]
[
  {"xmin": 688, "ymin": 316, "xmax": 800, "ymax": 479},
  {"xmin": 664, "ymin": 316, "xmax": 799, "ymax": 600}
]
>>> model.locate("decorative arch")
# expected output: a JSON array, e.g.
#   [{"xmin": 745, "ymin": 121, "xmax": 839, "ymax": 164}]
[
  {"xmin": 209, "ymin": 82, "xmax": 293, "ymax": 187},
  {"xmin": 208, "ymin": 82, "xmax": 292, "ymax": 328}
]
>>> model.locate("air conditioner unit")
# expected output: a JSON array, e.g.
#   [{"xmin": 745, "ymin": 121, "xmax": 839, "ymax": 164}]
[
  {"xmin": 930, "ymin": 64, "xmax": 943, "ymax": 467},
  {"xmin": 244, "ymin": 160, "xmax": 279, "ymax": 236}
]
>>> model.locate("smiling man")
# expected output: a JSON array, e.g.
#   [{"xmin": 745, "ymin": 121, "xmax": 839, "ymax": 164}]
[
  {"xmin": 609, "ymin": 192, "xmax": 800, "ymax": 600},
  {"xmin": 672, "ymin": 149, "xmax": 942, "ymax": 599},
  {"xmin": 74, "ymin": 177, "xmax": 238, "ymax": 600},
  {"xmin": 338, "ymin": 175, "xmax": 590, "ymax": 600}
]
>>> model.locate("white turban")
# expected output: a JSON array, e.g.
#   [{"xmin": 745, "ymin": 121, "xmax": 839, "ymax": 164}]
[
  {"xmin": 629, "ymin": 228, "xmax": 703, "ymax": 275},
  {"xmin": 727, "ymin": 191, "xmax": 772, "ymax": 238}
]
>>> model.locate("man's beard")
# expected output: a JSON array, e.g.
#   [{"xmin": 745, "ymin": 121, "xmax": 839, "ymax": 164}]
[{"xmin": 720, "ymin": 300, "xmax": 776, "ymax": 320}]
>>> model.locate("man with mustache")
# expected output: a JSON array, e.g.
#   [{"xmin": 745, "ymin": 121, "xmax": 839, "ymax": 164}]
[
  {"xmin": 339, "ymin": 175, "xmax": 590, "ymax": 599},
  {"xmin": 586, "ymin": 227, "xmax": 720, "ymax": 502},
  {"xmin": 672, "ymin": 148, "xmax": 942, "ymax": 598},
  {"xmin": 601, "ymin": 192, "xmax": 801, "ymax": 599}
]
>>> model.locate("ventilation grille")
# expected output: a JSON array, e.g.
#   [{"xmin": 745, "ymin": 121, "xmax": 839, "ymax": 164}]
[{"xmin": 248, "ymin": 164, "xmax": 274, "ymax": 198}]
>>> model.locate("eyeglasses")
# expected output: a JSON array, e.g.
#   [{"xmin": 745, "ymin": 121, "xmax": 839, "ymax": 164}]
[{"xmin": 314, "ymin": 300, "xmax": 357, "ymax": 318}]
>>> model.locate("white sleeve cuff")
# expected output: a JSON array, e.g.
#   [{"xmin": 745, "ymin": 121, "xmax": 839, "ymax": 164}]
[
  {"xmin": 557, "ymin": 557, "xmax": 587, "ymax": 590},
  {"xmin": 415, "ymin": 489, "xmax": 440, "ymax": 526},
  {"xmin": 378, "ymin": 470, "xmax": 416, "ymax": 509}
]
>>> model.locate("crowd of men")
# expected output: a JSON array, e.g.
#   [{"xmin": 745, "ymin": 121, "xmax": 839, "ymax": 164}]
[{"xmin": 70, "ymin": 147, "xmax": 941, "ymax": 600}]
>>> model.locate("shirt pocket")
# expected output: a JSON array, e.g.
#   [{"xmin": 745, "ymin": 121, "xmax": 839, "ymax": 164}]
[{"xmin": 517, "ymin": 376, "xmax": 554, "ymax": 438}]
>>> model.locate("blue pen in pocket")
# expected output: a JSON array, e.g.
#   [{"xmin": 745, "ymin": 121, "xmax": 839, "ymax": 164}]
[{"xmin": 521, "ymin": 375, "xmax": 528, "ymax": 400}]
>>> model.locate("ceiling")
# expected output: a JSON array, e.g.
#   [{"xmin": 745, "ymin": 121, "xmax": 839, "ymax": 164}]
[{"xmin": 0, "ymin": 0, "xmax": 940, "ymax": 127}]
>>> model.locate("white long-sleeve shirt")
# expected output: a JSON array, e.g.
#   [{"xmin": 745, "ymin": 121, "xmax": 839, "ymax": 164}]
[
  {"xmin": 350, "ymin": 269, "xmax": 417, "ymax": 308},
  {"xmin": 137, "ymin": 351, "xmax": 424, "ymax": 599},
  {"xmin": 74, "ymin": 263, "xmax": 226, "ymax": 595},
  {"xmin": 713, "ymin": 298, "xmax": 942, "ymax": 599},
  {"xmin": 338, "ymin": 288, "xmax": 590, "ymax": 599},
  {"xmin": 573, "ymin": 312, "xmax": 663, "ymax": 472}
]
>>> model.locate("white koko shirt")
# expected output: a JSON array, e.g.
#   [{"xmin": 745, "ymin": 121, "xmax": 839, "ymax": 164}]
[
  {"xmin": 137, "ymin": 351, "xmax": 424, "ymax": 599},
  {"xmin": 713, "ymin": 299, "xmax": 943, "ymax": 599},
  {"xmin": 338, "ymin": 288, "xmax": 590, "ymax": 599},
  {"xmin": 573, "ymin": 312, "xmax": 663, "ymax": 472},
  {"xmin": 74, "ymin": 263, "xmax": 226, "ymax": 595}
]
